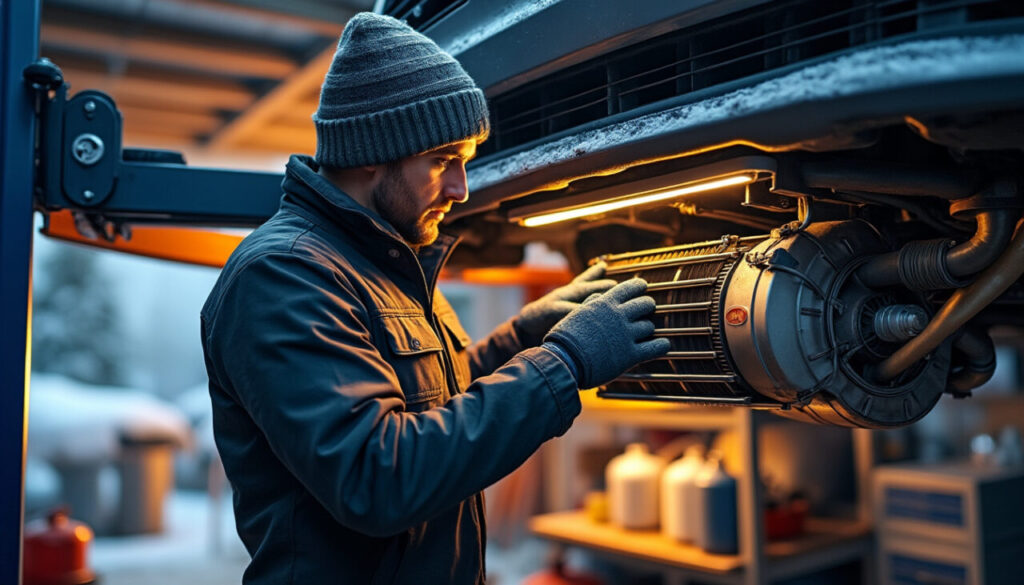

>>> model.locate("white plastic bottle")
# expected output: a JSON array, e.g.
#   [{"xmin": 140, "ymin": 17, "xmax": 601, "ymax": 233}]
[
  {"xmin": 694, "ymin": 451, "xmax": 738, "ymax": 554},
  {"xmin": 606, "ymin": 443, "xmax": 664, "ymax": 530},
  {"xmin": 660, "ymin": 445, "xmax": 704, "ymax": 542}
]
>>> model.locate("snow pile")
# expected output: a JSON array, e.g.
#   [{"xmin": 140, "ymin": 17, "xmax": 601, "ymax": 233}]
[
  {"xmin": 469, "ymin": 34, "xmax": 1024, "ymax": 193},
  {"xmin": 176, "ymin": 383, "xmax": 218, "ymax": 456},
  {"xmin": 91, "ymin": 489, "xmax": 248, "ymax": 573},
  {"xmin": 445, "ymin": 0, "xmax": 560, "ymax": 55},
  {"xmin": 28, "ymin": 373, "xmax": 193, "ymax": 464},
  {"xmin": 176, "ymin": 383, "xmax": 213, "ymax": 424}
]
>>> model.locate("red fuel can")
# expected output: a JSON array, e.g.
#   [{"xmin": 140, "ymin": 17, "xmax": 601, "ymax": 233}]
[{"xmin": 23, "ymin": 508, "xmax": 96, "ymax": 585}]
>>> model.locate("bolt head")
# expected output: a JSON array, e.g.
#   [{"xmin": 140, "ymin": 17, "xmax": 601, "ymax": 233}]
[
  {"xmin": 83, "ymin": 190, "xmax": 95, "ymax": 200},
  {"xmin": 84, "ymin": 101, "xmax": 96, "ymax": 113}
]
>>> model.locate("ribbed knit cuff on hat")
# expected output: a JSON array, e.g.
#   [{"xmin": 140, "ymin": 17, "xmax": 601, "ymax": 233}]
[
  {"xmin": 314, "ymin": 88, "xmax": 488, "ymax": 169},
  {"xmin": 312, "ymin": 12, "xmax": 490, "ymax": 168}
]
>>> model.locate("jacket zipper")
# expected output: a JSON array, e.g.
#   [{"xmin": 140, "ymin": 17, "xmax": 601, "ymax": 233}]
[
  {"xmin": 416, "ymin": 236, "xmax": 463, "ymax": 397},
  {"xmin": 413, "ymin": 236, "xmax": 490, "ymax": 576}
]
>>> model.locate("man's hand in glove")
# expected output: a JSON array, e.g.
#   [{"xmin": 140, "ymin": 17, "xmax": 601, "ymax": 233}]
[
  {"xmin": 542, "ymin": 278, "xmax": 671, "ymax": 389},
  {"xmin": 515, "ymin": 262, "xmax": 617, "ymax": 346}
]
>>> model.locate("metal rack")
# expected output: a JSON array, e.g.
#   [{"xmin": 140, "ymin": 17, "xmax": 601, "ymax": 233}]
[{"xmin": 535, "ymin": 391, "xmax": 876, "ymax": 585}]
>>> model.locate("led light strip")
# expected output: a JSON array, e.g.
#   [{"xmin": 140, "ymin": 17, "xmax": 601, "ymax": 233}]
[{"xmin": 520, "ymin": 174, "xmax": 756, "ymax": 227}]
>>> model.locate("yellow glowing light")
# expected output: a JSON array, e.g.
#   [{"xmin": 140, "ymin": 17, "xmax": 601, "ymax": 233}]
[{"xmin": 520, "ymin": 174, "xmax": 756, "ymax": 227}]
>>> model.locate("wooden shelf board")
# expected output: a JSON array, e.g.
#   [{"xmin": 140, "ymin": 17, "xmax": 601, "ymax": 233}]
[
  {"xmin": 529, "ymin": 511, "xmax": 872, "ymax": 575},
  {"xmin": 530, "ymin": 511, "xmax": 741, "ymax": 573}
]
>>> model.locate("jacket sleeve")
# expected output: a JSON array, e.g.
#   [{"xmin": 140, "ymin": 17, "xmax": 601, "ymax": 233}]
[
  {"xmin": 464, "ymin": 317, "xmax": 528, "ymax": 379},
  {"xmin": 203, "ymin": 252, "xmax": 581, "ymax": 538}
]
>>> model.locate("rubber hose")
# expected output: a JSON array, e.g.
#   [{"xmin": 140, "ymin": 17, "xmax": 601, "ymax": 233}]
[
  {"xmin": 858, "ymin": 209, "xmax": 1016, "ymax": 288},
  {"xmin": 876, "ymin": 219, "xmax": 1024, "ymax": 381}
]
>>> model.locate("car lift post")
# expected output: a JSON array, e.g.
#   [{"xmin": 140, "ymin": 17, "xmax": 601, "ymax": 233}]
[{"xmin": 1, "ymin": 0, "xmax": 40, "ymax": 582}]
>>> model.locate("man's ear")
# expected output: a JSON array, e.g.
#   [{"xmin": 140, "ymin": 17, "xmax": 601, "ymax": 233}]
[{"xmin": 363, "ymin": 163, "xmax": 386, "ymax": 187}]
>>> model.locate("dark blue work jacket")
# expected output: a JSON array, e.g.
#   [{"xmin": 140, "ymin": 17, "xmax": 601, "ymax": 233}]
[{"xmin": 200, "ymin": 155, "xmax": 580, "ymax": 584}]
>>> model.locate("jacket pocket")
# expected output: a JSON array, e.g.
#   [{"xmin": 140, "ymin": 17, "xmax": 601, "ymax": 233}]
[
  {"xmin": 436, "ymin": 307, "xmax": 473, "ymax": 392},
  {"xmin": 377, "ymin": 313, "xmax": 445, "ymax": 407},
  {"xmin": 437, "ymin": 307, "xmax": 472, "ymax": 351}
]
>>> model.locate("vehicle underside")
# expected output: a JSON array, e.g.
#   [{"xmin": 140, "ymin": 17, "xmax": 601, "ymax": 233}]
[
  {"xmin": 397, "ymin": 0, "xmax": 1024, "ymax": 427},
  {"xmin": 24, "ymin": 0, "xmax": 1024, "ymax": 429}
]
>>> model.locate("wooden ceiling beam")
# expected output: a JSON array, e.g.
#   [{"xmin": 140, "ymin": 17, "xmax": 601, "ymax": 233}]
[
  {"xmin": 61, "ymin": 68, "xmax": 255, "ymax": 111},
  {"xmin": 195, "ymin": 0, "xmax": 364, "ymax": 29},
  {"xmin": 187, "ymin": 0, "xmax": 347, "ymax": 36},
  {"xmin": 41, "ymin": 23, "xmax": 297, "ymax": 79},
  {"xmin": 107, "ymin": 92, "xmax": 217, "ymax": 115},
  {"xmin": 123, "ymin": 130, "xmax": 199, "ymax": 150},
  {"xmin": 229, "ymin": 122, "xmax": 317, "ymax": 155},
  {"xmin": 118, "ymin": 105, "xmax": 224, "ymax": 135},
  {"xmin": 206, "ymin": 45, "xmax": 334, "ymax": 150},
  {"xmin": 272, "ymin": 99, "xmax": 318, "ymax": 126}
]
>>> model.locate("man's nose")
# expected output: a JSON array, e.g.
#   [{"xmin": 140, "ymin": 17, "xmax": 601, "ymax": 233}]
[{"xmin": 442, "ymin": 164, "xmax": 469, "ymax": 204}]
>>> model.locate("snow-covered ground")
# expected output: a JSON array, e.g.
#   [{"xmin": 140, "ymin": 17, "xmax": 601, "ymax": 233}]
[
  {"xmin": 90, "ymin": 489, "xmax": 247, "ymax": 585},
  {"xmin": 89, "ymin": 489, "xmax": 551, "ymax": 585}
]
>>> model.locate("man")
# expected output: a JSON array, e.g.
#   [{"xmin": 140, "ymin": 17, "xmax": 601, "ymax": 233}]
[{"xmin": 200, "ymin": 12, "xmax": 669, "ymax": 585}]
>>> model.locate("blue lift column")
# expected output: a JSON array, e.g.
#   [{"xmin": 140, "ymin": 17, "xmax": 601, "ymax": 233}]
[{"xmin": 1, "ymin": 0, "xmax": 39, "ymax": 582}]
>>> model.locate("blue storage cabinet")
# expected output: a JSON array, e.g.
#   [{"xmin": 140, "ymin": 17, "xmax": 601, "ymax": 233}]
[{"xmin": 873, "ymin": 462, "xmax": 1024, "ymax": 585}]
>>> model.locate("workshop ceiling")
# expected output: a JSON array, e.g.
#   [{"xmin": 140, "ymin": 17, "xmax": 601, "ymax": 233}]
[{"xmin": 40, "ymin": 0, "xmax": 375, "ymax": 158}]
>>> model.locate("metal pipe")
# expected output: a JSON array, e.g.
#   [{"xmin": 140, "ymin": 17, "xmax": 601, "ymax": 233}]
[
  {"xmin": 948, "ymin": 328, "xmax": 996, "ymax": 394},
  {"xmin": 858, "ymin": 209, "xmax": 1017, "ymax": 288},
  {"xmin": 599, "ymin": 235, "xmax": 765, "ymax": 264},
  {"xmin": 654, "ymin": 351, "xmax": 719, "ymax": 360},
  {"xmin": 653, "ymin": 327, "xmax": 714, "ymax": 336},
  {"xmin": 615, "ymin": 373, "xmax": 737, "ymax": 382},
  {"xmin": 654, "ymin": 301, "xmax": 713, "ymax": 313},
  {"xmin": 603, "ymin": 251, "xmax": 736, "ymax": 275},
  {"xmin": 801, "ymin": 159, "xmax": 977, "ymax": 200},
  {"xmin": 876, "ymin": 219, "xmax": 1024, "ymax": 381},
  {"xmin": 945, "ymin": 210, "xmax": 1017, "ymax": 275},
  {"xmin": 597, "ymin": 392, "xmax": 760, "ymax": 405},
  {"xmin": 646, "ymin": 277, "xmax": 717, "ymax": 291}
]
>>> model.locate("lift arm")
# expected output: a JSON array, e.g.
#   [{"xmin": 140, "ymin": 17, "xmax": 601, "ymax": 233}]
[{"xmin": 25, "ymin": 58, "xmax": 284, "ymax": 265}]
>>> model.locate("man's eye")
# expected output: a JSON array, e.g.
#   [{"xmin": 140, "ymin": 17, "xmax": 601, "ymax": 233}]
[{"xmin": 435, "ymin": 158, "xmax": 451, "ymax": 169}]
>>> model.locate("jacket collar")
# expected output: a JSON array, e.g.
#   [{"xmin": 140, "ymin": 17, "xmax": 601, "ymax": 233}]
[
  {"xmin": 280, "ymin": 155, "xmax": 460, "ymax": 289},
  {"xmin": 281, "ymin": 154, "xmax": 399, "ymax": 240}
]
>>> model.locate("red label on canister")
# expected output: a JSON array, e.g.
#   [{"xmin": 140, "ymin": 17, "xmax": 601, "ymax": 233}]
[{"xmin": 725, "ymin": 306, "xmax": 748, "ymax": 326}]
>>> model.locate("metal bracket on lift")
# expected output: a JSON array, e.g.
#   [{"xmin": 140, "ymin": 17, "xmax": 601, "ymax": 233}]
[{"xmin": 23, "ymin": 58, "xmax": 284, "ymax": 241}]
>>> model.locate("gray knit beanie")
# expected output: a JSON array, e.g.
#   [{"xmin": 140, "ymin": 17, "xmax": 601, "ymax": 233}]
[{"xmin": 313, "ymin": 12, "xmax": 490, "ymax": 168}]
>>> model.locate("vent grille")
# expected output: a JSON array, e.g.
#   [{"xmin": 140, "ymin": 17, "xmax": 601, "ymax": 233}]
[
  {"xmin": 477, "ymin": 0, "xmax": 1024, "ymax": 160},
  {"xmin": 599, "ymin": 236, "xmax": 766, "ymax": 401}
]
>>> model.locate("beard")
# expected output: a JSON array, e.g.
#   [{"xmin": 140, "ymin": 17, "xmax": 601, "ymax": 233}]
[{"xmin": 371, "ymin": 164, "xmax": 442, "ymax": 248}]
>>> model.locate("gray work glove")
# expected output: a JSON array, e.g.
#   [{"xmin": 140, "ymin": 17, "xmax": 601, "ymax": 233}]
[
  {"xmin": 514, "ymin": 262, "xmax": 617, "ymax": 346},
  {"xmin": 542, "ymin": 278, "xmax": 671, "ymax": 389}
]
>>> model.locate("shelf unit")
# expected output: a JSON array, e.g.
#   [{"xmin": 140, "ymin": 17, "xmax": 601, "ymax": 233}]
[
  {"xmin": 535, "ymin": 391, "xmax": 876, "ymax": 585},
  {"xmin": 530, "ymin": 512, "xmax": 872, "ymax": 585}
]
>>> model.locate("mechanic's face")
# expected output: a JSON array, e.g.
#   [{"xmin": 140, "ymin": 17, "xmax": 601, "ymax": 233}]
[{"xmin": 372, "ymin": 140, "xmax": 476, "ymax": 248}]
